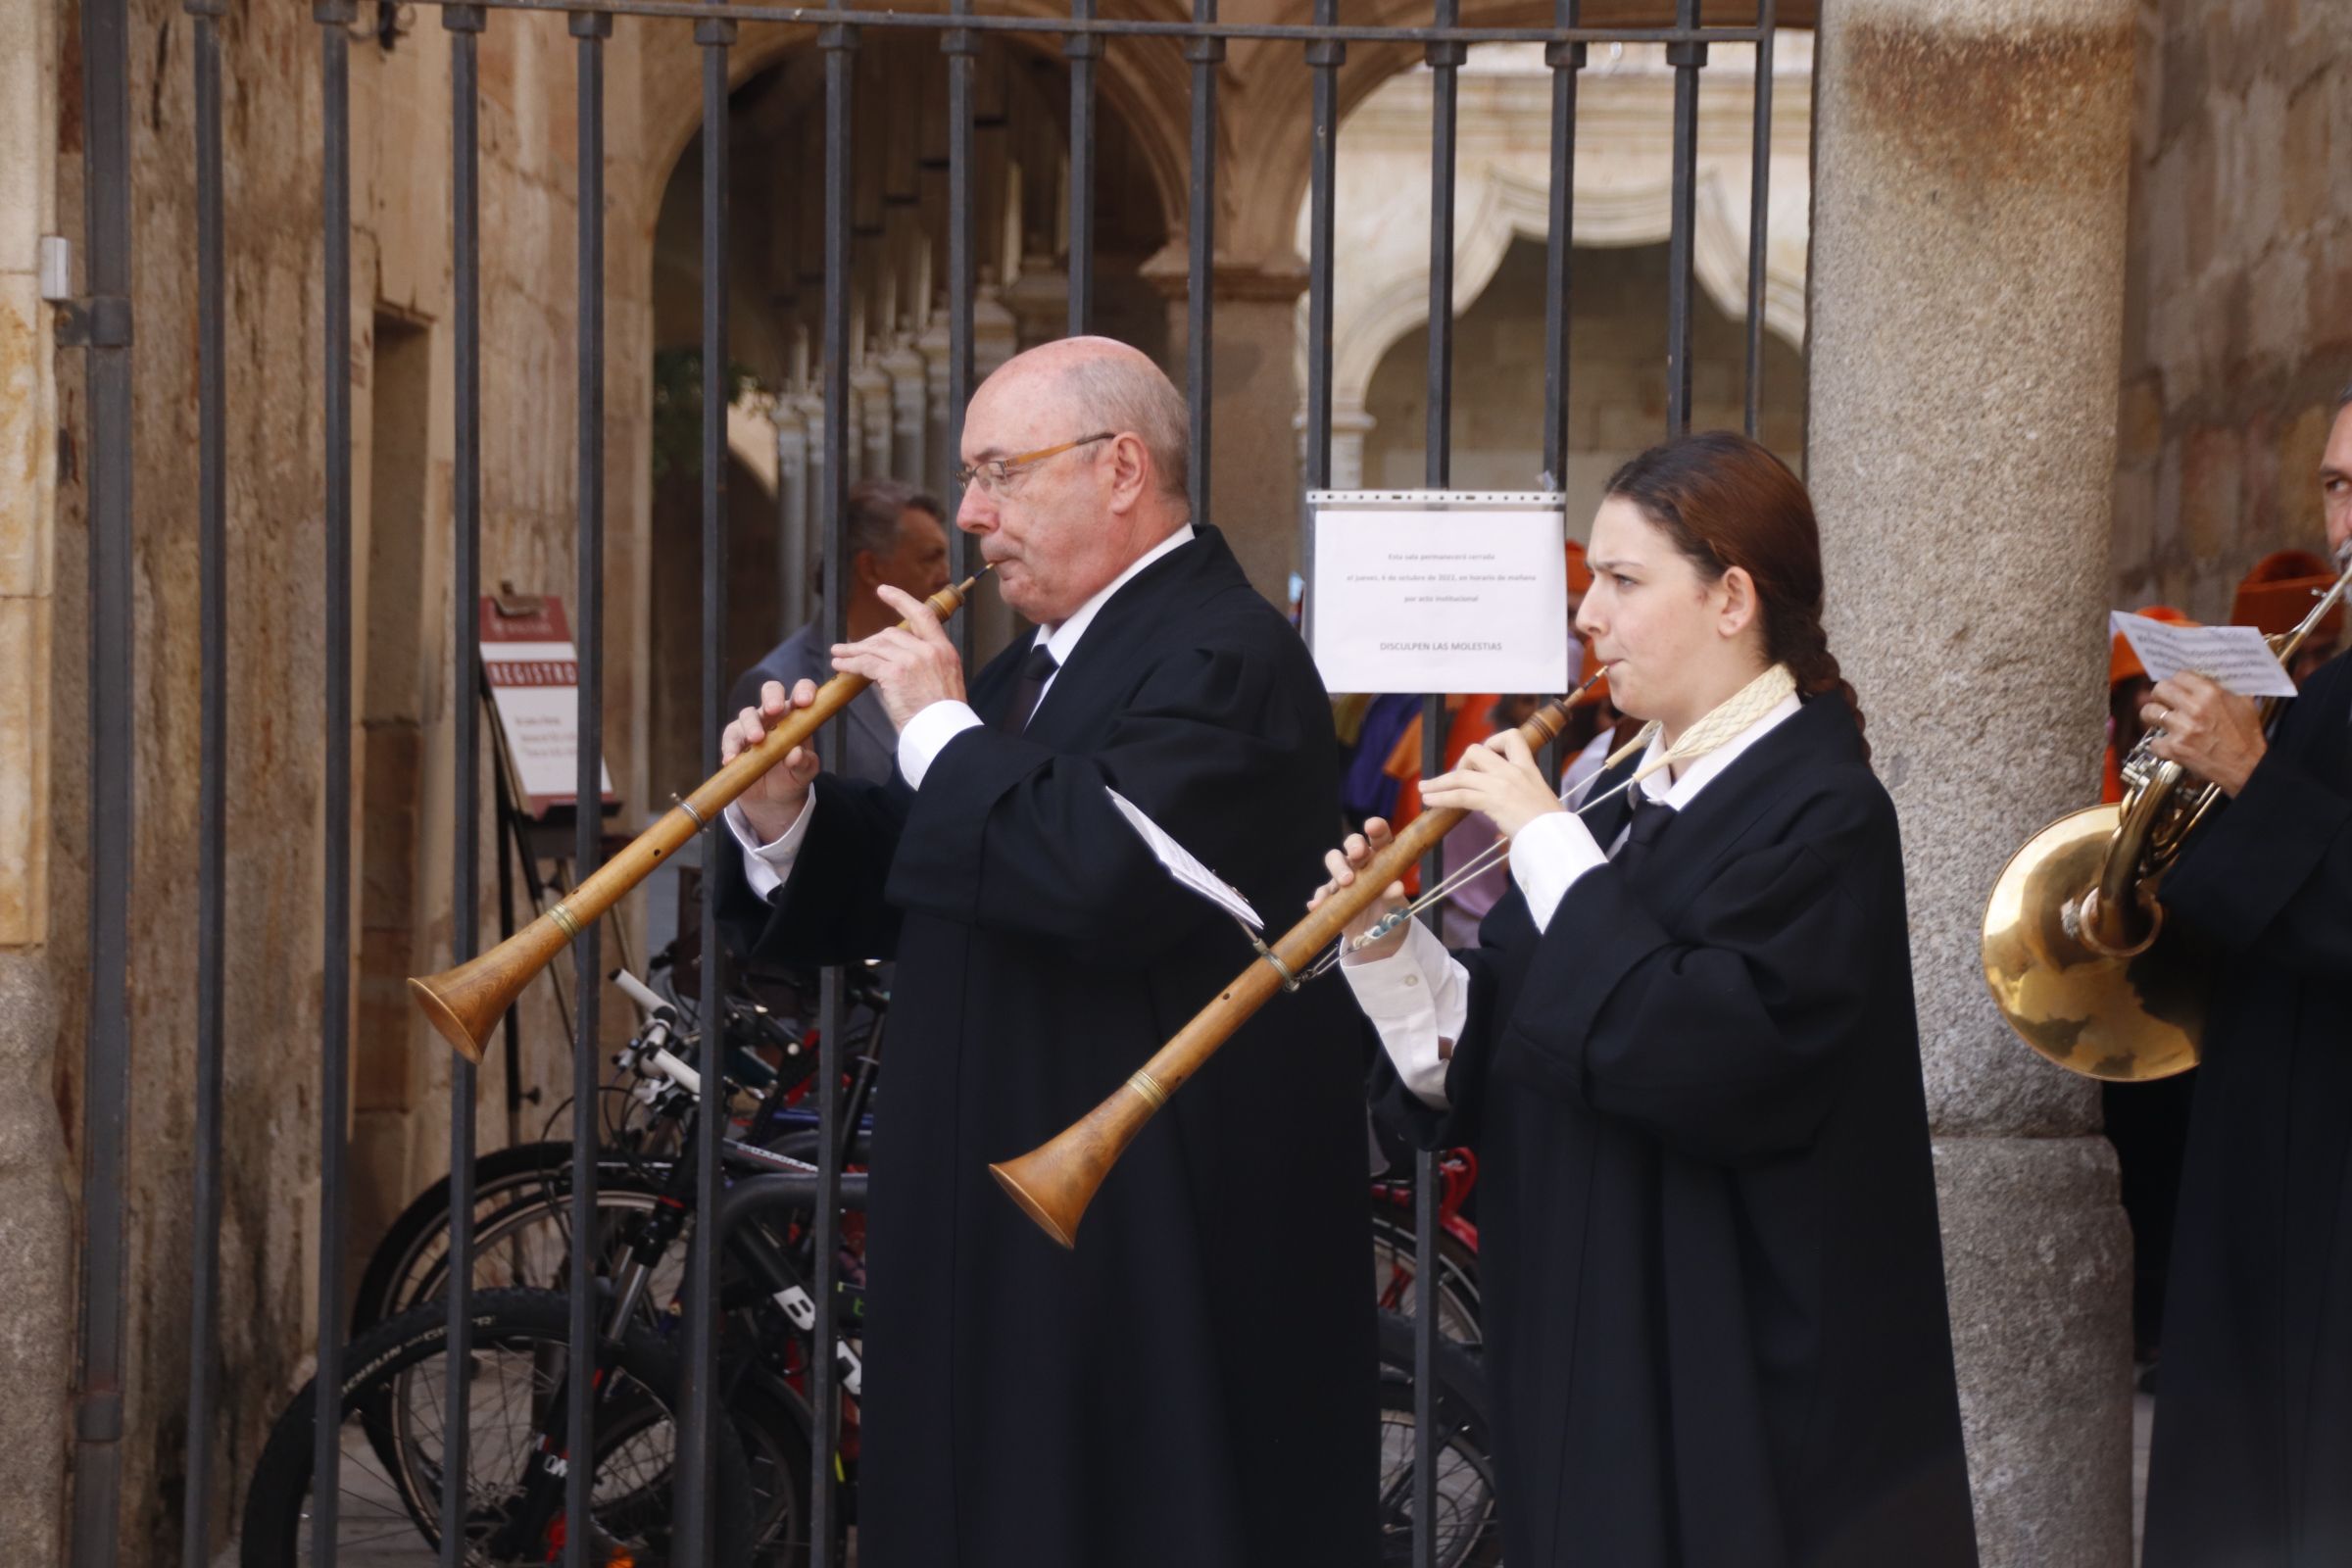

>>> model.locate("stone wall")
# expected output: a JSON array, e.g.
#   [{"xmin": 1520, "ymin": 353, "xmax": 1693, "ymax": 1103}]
[
  {"xmin": 2114, "ymin": 0, "xmax": 2352, "ymax": 617},
  {"xmin": 0, "ymin": 4, "xmax": 69, "ymax": 1557}
]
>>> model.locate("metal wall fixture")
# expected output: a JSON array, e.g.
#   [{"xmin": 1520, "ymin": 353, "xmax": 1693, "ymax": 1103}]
[{"xmin": 66, "ymin": 1, "xmax": 1785, "ymax": 1564}]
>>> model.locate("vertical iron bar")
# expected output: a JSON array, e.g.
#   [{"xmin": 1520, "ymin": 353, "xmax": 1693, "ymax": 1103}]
[
  {"xmin": 1417, "ymin": 6, "xmax": 1463, "ymax": 1564},
  {"xmin": 1299, "ymin": 1, "xmax": 1342, "ymax": 644},
  {"xmin": 944, "ymin": 3, "xmax": 977, "ymax": 661},
  {"xmin": 1064, "ymin": 0, "xmax": 1100, "ymax": 335},
  {"xmin": 180, "ymin": 3, "xmax": 228, "ymax": 1563},
  {"xmin": 1541, "ymin": 0, "xmax": 1583, "ymax": 489},
  {"xmin": 1185, "ymin": 1, "xmax": 1221, "ymax": 521},
  {"xmin": 812, "ymin": 27, "xmax": 860, "ymax": 1566},
  {"xmin": 677, "ymin": 19, "xmax": 735, "ymax": 1568},
  {"xmin": 1664, "ymin": 0, "xmax": 1702, "ymax": 436},
  {"xmin": 67, "ymin": 0, "xmax": 132, "ymax": 1557},
  {"xmin": 1743, "ymin": 0, "xmax": 1775, "ymax": 439},
  {"xmin": 312, "ymin": 6, "xmax": 358, "ymax": 1562},
  {"xmin": 1423, "ymin": 8, "xmax": 1459, "ymax": 486},
  {"xmin": 441, "ymin": 10, "xmax": 486, "ymax": 1563},
  {"xmin": 564, "ymin": 11, "xmax": 612, "ymax": 1568}
]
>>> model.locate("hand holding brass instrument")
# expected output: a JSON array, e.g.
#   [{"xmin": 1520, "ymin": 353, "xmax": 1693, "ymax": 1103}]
[
  {"xmin": 410, "ymin": 570, "xmax": 991, "ymax": 1063},
  {"xmin": 990, "ymin": 694, "xmax": 1578, "ymax": 1248}
]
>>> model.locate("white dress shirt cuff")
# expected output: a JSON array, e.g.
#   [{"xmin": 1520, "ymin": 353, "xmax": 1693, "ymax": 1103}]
[
  {"xmin": 725, "ymin": 796, "xmax": 815, "ymax": 900},
  {"xmin": 1342, "ymin": 918, "xmax": 1470, "ymax": 1109},
  {"xmin": 897, "ymin": 700, "xmax": 985, "ymax": 790},
  {"xmin": 1508, "ymin": 809, "xmax": 1608, "ymax": 934}
]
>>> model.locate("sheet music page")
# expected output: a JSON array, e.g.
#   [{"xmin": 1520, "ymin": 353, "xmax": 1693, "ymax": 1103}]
[
  {"xmin": 2108, "ymin": 612, "xmax": 2298, "ymax": 698},
  {"xmin": 1105, "ymin": 789, "xmax": 1263, "ymax": 931}
]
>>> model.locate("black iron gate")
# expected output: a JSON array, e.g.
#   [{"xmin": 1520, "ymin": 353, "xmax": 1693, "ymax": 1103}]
[{"xmin": 65, "ymin": 0, "xmax": 1783, "ymax": 1563}]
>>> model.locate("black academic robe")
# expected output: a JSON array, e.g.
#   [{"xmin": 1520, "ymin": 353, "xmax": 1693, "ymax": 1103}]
[
  {"xmin": 718, "ymin": 526, "xmax": 1378, "ymax": 1568},
  {"xmin": 1373, "ymin": 695, "xmax": 1979, "ymax": 1568},
  {"xmin": 2143, "ymin": 649, "xmax": 2352, "ymax": 1568}
]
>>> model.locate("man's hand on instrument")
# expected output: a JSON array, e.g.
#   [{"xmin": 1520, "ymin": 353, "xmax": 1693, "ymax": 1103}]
[
  {"xmin": 832, "ymin": 584, "xmax": 967, "ymax": 730},
  {"xmin": 2144, "ymin": 672, "xmax": 2267, "ymax": 798},
  {"xmin": 1420, "ymin": 729, "xmax": 1563, "ymax": 839},
  {"xmin": 1311, "ymin": 817, "xmax": 1413, "ymax": 964},
  {"xmin": 725, "ymin": 678, "xmax": 822, "ymax": 843}
]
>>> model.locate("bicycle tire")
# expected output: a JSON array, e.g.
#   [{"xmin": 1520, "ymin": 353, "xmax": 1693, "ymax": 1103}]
[
  {"xmin": 241, "ymin": 1287, "xmax": 762, "ymax": 1568},
  {"xmin": 1374, "ymin": 1310, "xmax": 1504, "ymax": 1568},
  {"xmin": 351, "ymin": 1142, "xmax": 663, "ymax": 1339}
]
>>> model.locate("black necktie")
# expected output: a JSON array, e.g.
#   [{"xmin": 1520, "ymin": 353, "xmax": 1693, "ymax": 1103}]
[
  {"xmin": 997, "ymin": 643, "xmax": 1059, "ymax": 734},
  {"xmin": 1611, "ymin": 791, "xmax": 1678, "ymax": 880}
]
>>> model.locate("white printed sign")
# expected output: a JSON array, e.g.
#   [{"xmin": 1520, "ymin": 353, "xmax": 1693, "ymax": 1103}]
[
  {"xmin": 2108, "ymin": 612, "xmax": 2298, "ymax": 699},
  {"xmin": 481, "ymin": 596, "xmax": 616, "ymax": 816},
  {"xmin": 1309, "ymin": 499, "xmax": 1570, "ymax": 695}
]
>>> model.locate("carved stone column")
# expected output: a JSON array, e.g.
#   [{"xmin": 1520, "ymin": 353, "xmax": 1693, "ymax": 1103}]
[
  {"xmin": 773, "ymin": 400, "xmax": 811, "ymax": 631},
  {"xmin": 854, "ymin": 351, "xmax": 895, "ymax": 482},
  {"xmin": 884, "ymin": 334, "xmax": 930, "ymax": 488}
]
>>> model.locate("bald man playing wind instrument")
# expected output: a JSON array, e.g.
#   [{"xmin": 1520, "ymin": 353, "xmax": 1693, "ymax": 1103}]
[{"xmin": 716, "ymin": 337, "xmax": 1376, "ymax": 1568}]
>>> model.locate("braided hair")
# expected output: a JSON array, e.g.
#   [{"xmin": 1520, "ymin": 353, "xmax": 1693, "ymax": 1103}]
[{"xmin": 1601, "ymin": 431, "xmax": 1868, "ymax": 760}]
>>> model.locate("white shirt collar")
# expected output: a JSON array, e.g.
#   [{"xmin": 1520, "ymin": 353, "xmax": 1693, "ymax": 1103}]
[
  {"xmin": 1034, "ymin": 522, "xmax": 1197, "ymax": 666},
  {"xmin": 1633, "ymin": 692, "xmax": 1805, "ymax": 810}
]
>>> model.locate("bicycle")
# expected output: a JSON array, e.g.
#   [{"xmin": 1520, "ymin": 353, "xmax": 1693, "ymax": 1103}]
[{"xmin": 246, "ymin": 978, "xmax": 858, "ymax": 1564}]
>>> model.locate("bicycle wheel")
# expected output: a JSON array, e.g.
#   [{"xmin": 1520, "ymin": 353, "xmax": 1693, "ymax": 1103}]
[
  {"xmin": 241, "ymin": 1288, "xmax": 762, "ymax": 1567},
  {"xmin": 1369, "ymin": 1203, "xmax": 1483, "ymax": 1347},
  {"xmin": 352, "ymin": 1142, "xmax": 672, "ymax": 1339},
  {"xmin": 1374, "ymin": 1311, "xmax": 1504, "ymax": 1568}
]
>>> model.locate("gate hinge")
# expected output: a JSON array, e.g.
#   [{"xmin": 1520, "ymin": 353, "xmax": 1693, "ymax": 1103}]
[{"xmin": 55, "ymin": 296, "xmax": 133, "ymax": 349}]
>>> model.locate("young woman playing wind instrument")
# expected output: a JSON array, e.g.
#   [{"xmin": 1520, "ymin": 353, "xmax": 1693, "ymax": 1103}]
[{"xmin": 1316, "ymin": 432, "xmax": 1979, "ymax": 1567}]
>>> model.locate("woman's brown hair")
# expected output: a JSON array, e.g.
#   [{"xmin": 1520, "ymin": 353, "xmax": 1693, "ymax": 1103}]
[{"xmin": 1601, "ymin": 430, "xmax": 1868, "ymax": 759}]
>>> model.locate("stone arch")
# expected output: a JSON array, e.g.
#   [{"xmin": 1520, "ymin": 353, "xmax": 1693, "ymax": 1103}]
[
  {"xmin": 628, "ymin": 6, "xmax": 1195, "ymax": 254},
  {"xmin": 1285, "ymin": 36, "xmax": 1812, "ymax": 438},
  {"xmin": 1317, "ymin": 154, "xmax": 1809, "ymax": 421},
  {"xmin": 1223, "ymin": 0, "xmax": 1815, "ymax": 265}
]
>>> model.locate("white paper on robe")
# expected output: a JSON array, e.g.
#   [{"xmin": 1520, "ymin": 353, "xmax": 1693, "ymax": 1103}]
[
  {"xmin": 1104, "ymin": 788, "xmax": 1263, "ymax": 931},
  {"xmin": 2108, "ymin": 612, "xmax": 2299, "ymax": 699}
]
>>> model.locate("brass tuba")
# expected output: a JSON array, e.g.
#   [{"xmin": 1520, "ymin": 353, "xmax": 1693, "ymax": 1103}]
[{"xmin": 1981, "ymin": 546, "xmax": 2352, "ymax": 1080}]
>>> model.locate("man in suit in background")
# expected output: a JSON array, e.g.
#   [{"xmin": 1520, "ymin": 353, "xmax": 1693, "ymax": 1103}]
[{"xmin": 728, "ymin": 476, "xmax": 950, "ymax": 785}]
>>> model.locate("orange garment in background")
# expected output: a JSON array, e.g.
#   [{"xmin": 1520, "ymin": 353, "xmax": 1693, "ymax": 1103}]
[{"xmin": 1379, "ymin": 695, "xmax": 1499, "ymax": 897}]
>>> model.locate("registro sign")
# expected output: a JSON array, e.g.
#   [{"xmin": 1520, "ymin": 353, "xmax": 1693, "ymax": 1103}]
[
  {"xmin": 1307, "ymin": 492, "xmax": 1571, "ymax": 695},
  {"xmin": 480, "ymin": 595, "xmax": 616, "ymax": 816}
]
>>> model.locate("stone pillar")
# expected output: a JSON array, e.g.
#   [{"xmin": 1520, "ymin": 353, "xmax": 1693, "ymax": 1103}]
[
  {"xmin": 1145, "ymin": 247, "xmax": 1310, "ymax": 605},
  {"xmin": 1807, "ymin": 3, "xmax": 2137, "ymax": 1563},
  {"xmin": 884, "ymin": 334, "xmax": 929, "ymax": 487},
  {"xmin": 1002, "ymin": 252, "xmax": 1070, "ymax": 352},
  {"xmin": 0, "ymin": 0, "xmax": 72, "ymax": 1554},
  {"xmin": 796, "ymin": 390, "xmax": 830, "ymax": 553},
  {"xmin": 972, "ymin": 272, "xmax": 1018, "ymax": 379},
  {"xmin": 1328, "ymin": 401, "xmax": 1376, "ymax": 491},
  {"xmin": 854, "ymin": 352, "xmax": 894, "ymax": 482},
  {"xmin": 919, "ymin": 302, "xmax": 954, "ymax": 500},
  {"xmin": 773, "ymin": 401, "xmax": 810, "ymax": 630}
]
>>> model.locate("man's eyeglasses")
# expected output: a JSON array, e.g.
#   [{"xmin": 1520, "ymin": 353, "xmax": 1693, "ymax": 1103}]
[{"xmin": 955, "ymin": 432, "xmax": 1115, "ymax": 496}]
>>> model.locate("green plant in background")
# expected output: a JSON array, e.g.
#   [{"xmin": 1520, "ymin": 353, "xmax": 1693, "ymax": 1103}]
[{"xmin": 652, "ymin": 347, "xmax": 760, "ymax": 484}]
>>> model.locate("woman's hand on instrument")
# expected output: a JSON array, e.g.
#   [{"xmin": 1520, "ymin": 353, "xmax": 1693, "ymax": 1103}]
[
  {"xmin": 1420, "ymin": 729, "xmax": 1564, "ymax": 839},
  {"xmin": 725, "ymin": 678, "xmax": 823, "ymax": 842},
  {"xmin": 832, "ymin": 585, "xmax": 967, "ymax": 730},
  {"xmin": 2143, "ymin": 672, "xmax": 2267, "ymax": 797},
  {"xmin": 1311, "ymin": 817, "xmax": 1412, "ymax": 964}
]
